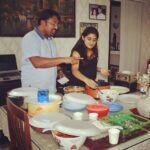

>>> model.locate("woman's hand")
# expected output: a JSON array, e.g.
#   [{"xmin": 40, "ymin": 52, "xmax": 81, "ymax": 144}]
[
  {"xmin": 85, "ymin": 79, "xmax": 98, "ymax": 89},
  {"xmin": 99, "ymin": 68, "xmax": 110, "ymax": 77}
]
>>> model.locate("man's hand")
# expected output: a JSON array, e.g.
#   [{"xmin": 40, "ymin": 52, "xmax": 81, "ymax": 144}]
[{"xmin": 64, "ymin": 57, "xmax": 80, "ymax": 65}]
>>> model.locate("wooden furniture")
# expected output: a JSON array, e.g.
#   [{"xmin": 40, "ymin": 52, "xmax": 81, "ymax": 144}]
[{"xmin": 6, "ymin": 98, "xmax": 32, "ymax": 150}]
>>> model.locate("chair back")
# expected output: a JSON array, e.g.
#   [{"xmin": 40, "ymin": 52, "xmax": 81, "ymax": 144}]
[{"xmin": 6, "ymin": 97, "xmax": 32, "ymax": 150}]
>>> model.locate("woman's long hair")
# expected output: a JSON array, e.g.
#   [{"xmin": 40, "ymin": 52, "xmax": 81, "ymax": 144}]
[{"xmin": 71, "ymin": 26, "xmax": 99, "ymax": 60}]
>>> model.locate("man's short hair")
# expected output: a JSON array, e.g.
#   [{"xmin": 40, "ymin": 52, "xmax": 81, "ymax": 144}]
[{"xmin": 38, "ymin": 9, "xmax": 61, "ymax": 25}]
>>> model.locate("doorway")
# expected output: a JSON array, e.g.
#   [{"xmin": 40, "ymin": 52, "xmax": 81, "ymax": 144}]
[{"xmin": 109, "ymin": 0, "xmax": 121, "ymax": 82}]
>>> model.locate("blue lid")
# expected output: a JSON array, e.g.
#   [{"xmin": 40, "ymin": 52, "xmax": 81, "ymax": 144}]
[{"xmin": 102, "ymin": 102, "xmax": 123, "ymax": 113}]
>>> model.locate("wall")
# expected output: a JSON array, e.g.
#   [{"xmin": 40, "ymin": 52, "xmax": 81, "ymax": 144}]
[
  {"xmin": 140, "ymin": 0, "xmax": 150, "ymax": 73},
  {"xmin": 0, "ymin": 0, "xmax": 110, "ymax": 73}
]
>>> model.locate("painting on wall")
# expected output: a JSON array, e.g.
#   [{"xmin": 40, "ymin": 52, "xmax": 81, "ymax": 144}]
[
  {"xmin": 0, "ymin": 0, "xmax": 75, "ymax": 37},
  {"xmin": 80, "ymin": 22, "xmax": 98, "ymax": 35},
  {"xmin": 89, "ymin": 4, "xmax": 106, "ymax": 20}
]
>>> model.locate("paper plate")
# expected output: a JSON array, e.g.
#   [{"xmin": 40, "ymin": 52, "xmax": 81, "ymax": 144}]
[
  {"xmin": 110, "ymin": 86, "xmax": 129, "ymax": 94},
  {"xmin": 53, "ymin": 119, "xmax": 100, "ymax": 137},
  {"xmin": 29, "ymin": 112, "xmax": 70, "ymax": 129},
  {"xmin": 8, "ymin": 87, "xmax": 38, "ymax": 97},
  {"xmin": 102, "ymin": 102, "xmax": 123, "ymax": 113}
]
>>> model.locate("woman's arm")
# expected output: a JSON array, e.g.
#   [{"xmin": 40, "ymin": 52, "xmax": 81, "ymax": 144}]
[{"xmin": 71, "ymin": 51, "xmax": 97, "ymax": 88}]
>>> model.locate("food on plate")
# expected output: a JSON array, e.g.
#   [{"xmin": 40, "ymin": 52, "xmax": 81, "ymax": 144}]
[
  {"xmin": 102, "ymin": 112, "xmax": 150, "ymax": 136},
  {"xmin": 53, "ymin": 131, "xmax": 78, "ymax": 138},
  {"xmin": 64, "ymin": 86, "xmax": 85, "ymax": 93}
]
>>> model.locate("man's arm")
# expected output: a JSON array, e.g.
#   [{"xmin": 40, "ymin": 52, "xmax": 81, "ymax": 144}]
[{"xmin": 29, "ymin": 56, "xmax": 79, "ymax": 68}]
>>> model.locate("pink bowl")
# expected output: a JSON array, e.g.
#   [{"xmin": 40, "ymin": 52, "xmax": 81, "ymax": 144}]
[{"xmin": 86, "ymin": 103, "xmax": 109, "ymax": 119}]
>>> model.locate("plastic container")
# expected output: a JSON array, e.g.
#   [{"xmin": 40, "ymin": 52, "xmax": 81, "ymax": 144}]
[
  {"xmin": 99, "ymin": 89, "xmax": 119, "ymax": 102},
  {"xmin": 86, "ymin": 103, "xmax": 109, "ymax": 119},
  {"xmin": 26, "ymin": 94, "xmax": 62, "ymax": 116},
  {"xmin": 85, "ymin": 85, "xmax": 110, "ymax": 99}
]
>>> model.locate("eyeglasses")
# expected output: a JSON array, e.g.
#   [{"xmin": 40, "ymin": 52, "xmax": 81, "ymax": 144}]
[{"xmin": 46, "ymin": 21, "xmax": 60, "ymax": 28}]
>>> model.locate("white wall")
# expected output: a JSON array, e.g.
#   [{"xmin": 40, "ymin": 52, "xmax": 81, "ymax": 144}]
[{"xmin": 0, "ymin": 0, "xmax": 110, "ymax": 73}]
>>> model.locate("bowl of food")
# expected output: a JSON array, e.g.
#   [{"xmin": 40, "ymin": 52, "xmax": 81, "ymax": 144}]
[
  {"xmin": 63, "ymin": 86, "xmax": 85, "ymax": 94},
  {"xmin": 99, "ymin": 89, "xmax": 119, "ymax": 102},
  {"xmin": 52, "ymin": 130, "xmax": 86, "ymax": 150},
  {"xmin": 86, "ymin": 103, "xmax": 109, "ymax": 119}
]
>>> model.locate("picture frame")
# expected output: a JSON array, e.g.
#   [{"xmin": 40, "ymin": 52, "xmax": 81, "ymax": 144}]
[
  {"xmin": 89, "ymin": 4, "xmax": 106, "ymax": 20},
  {"xmin": 80, "ymin": 22, "xmax": 98, "ymax": 35},
  {"xmin": 0, "ymin": 0, "xmax": 75, "ymax": 37}
]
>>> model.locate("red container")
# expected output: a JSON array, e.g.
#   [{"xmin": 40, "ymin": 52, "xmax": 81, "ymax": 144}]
[{"xmin": 86, "ymin": 103, "xmax": 109, "ymax": 119}]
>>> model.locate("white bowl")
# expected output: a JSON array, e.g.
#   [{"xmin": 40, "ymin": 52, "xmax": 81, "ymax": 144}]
[
  {"xmin": 52, "ymin": 131, "xmax": 86, "ymax": 150},
  {"xmin": 99, "ymin": 89, "xmax": 119, "ymax": 102}
]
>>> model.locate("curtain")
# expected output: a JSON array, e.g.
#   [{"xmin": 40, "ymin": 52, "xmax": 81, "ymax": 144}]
[{"xmin": 119, "ymin": 0, "xmax": 143, "ymax": 73}]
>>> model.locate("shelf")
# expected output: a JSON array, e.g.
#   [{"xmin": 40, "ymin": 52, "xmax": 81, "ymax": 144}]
[{"xmin": 110, "ymin": 50, "xmax": 120, "ymax": 55}]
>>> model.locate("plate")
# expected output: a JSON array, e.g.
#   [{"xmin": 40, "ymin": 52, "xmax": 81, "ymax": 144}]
[
  {"xmin": 102, "ymin": 102, "xmax": 123, "ymax": 112},
  {"xmin": 118, "ymin": 94, "xmax": 140, "ymax": 104},
  {"xmin": 8, "ymin": 87, "xmax": 38, "ymax": 97},
  {"xmin": 110, "ymin": 86, "xmax": 129, "ymax": 94},
  {"xmin": 25, "ymin": 94, "xmax": 62, "ymax": 104},
  {"xmin": 29, "ymin": 112, "xmax": 70, "ymax": 129}
]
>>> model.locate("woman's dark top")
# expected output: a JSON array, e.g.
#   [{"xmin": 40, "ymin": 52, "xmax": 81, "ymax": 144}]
[{"xmin": 69, "ymin": 57, "xmax": 97, "ymax": 87}]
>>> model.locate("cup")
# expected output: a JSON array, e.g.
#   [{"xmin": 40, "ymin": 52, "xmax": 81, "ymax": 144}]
[
  {"xmin": 73, "ymin": 112, "xmax": 83, "ymax": 120},
  {"xmin": 37, "ymin": 89, "xmax": 49, "ymax": 103},
  {"xmin": 88, "ymin": 113, "xmax": 98, "ymax": 121},
  {"xmin": 108, "ymin": 128, "xmax": 120, "ymax": 145}
]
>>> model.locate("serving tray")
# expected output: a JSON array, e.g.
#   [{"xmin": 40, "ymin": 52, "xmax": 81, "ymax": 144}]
[{"xmin": 102, "ymin": 112, "xmax": 150, "ymax": 138}]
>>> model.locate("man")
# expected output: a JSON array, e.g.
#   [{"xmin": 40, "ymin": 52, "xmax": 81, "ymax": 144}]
[
  {"xmin": 21, "ymin": 9, "xmax": 78, "ymax": 92},
  {"xmin": 97, "ymin": 6, "xmax": 105, "ymax": 20}
]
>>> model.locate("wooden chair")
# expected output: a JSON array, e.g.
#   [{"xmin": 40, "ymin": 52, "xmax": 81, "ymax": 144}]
[{"xmin": 6, "ymin": 97, "xmax": 32, "ymax": 150}]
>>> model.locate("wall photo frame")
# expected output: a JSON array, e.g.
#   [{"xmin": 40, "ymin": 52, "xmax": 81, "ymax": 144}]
[
  {"xmin": 80, "ymin": 22, "xmax": 98, "ymax": 35},
  {"xmin": 89, "ymin": 4, "xmax": 106, "ymax": 20},
  {"xmin": 0, "ymin": 0, "xmax": 75, "ymax": 37}
]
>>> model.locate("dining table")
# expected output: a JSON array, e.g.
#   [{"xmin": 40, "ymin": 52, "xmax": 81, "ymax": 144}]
[{"xmin": 0, "ymin": 93, "xmax": 150, "ymax": 150}]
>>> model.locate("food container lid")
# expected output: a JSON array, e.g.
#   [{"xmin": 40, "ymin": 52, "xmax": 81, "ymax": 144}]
[
  {"xmin": 53, "ymin": 119, "xmax": 100, "ymax": 137},
  {"xmin": 8, "ymin": 87, "xmax": 38, "ymax": 97},
  {"xmin": 63, "ymin": 93, "xmax": 96, "ymax": 105},
  {"xmin": 25, "ymin": 94, "xmax": 62, "ymax": 104},
  {"xmin": 29, "ymin": 112, "xmax": 70, "ymax": 129}
]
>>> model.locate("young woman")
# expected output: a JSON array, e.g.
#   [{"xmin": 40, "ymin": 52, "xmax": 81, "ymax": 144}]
[{"xmin": 70, "ymin": 26, "xmax": 109, "ymax": 89}]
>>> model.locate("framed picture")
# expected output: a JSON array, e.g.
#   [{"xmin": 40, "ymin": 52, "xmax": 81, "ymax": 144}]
[
  {"xmin": 0, "ymin": 0, "xmax": 75, "ymax": 37},
  {"xmin": 89, "ymin": 4, "xmax": 106, "ymax": 20},
  {"xmin": 80, "ymin": 22, "xmax": 98, "ymax": 35}
]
